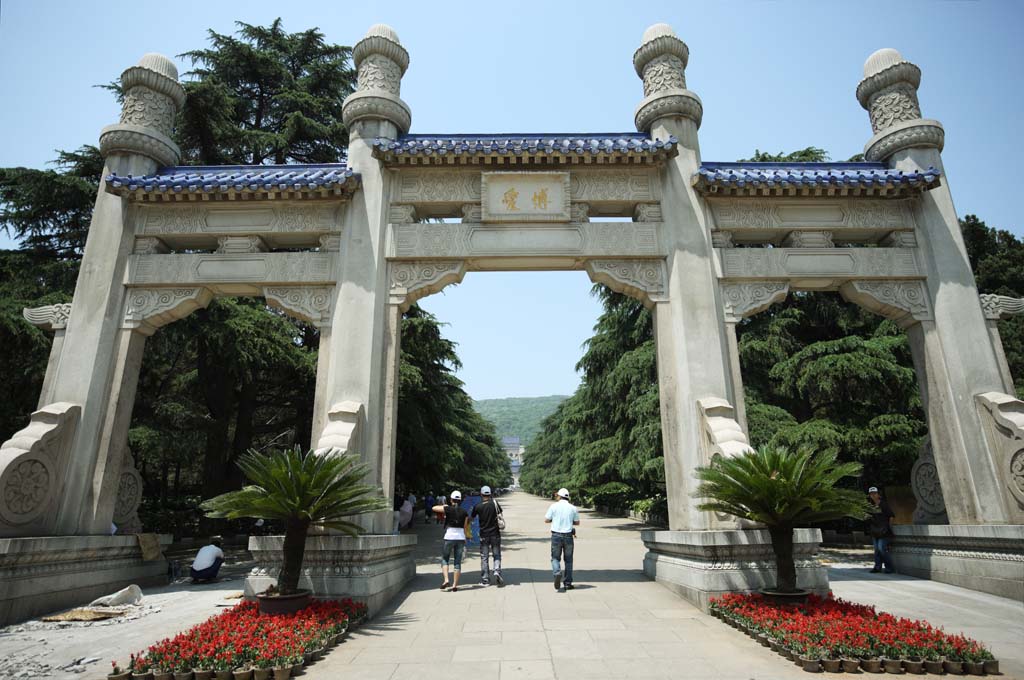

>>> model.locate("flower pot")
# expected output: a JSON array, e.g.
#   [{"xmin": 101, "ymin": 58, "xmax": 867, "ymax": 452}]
[
  {"xmin": 944, "ymin": 660, "xmax": 964, "ymax": 675},
  {"xmin": 289, "ymin": 662, "xmax": 302, "ymax": 675},
  {"xmin": 110, "ymin": 673, "xmax": 131, "ymax": 680},
  {"xmin": 922, "ymin": 660, "xmax": 945, "ymax": 674},
  {"xmin": 964, "ymin": 662, "xmax": 985, "ymax": 676},
  {"xmin": 232, "ymin": 669, "xmax": 253, "ymax": 680},
  {"xmin": 153, "ymin": 671, "xmax": 173, "ymax": 680},
  {"xmin": 273, "ymin": 668, "xmax": 291, "ymax": 680},
  {"xmin": 133, "ymin": 673, "xmax": 153, "ymax": 680},
  {"xmin": 757, "ymin": 633, "xmax": 771, "ymax": 647},
  {"xmin": 861, "ymin": 659, "xmax": 883, "ymax": 673},
  {"xmin": 760, "ymin": 588, "xmax": 811, "ymax": 606},
  {"xmin": 841, "ymin": 658, "xmax": 862, "ymax": 673},
  {"xmin": 822, "ymin": 659, "xmax": 842, "ymax": 673},
  {"xmin": 194, "ymin": 671, "xmax": 213, "ymax": 680},
  {"xmin": 173, "ymin": 673, "xmax": 193, "ymax": 680},
  {"xmin": 257, "ymin": 589, "xmax": 311, "ymax": 616},
  {"xmin": 801, "ymin": 657, "xmax": 822, "ymax": 673},
  {"xmin": 983, "ymin": 660, "xmax": 999, "ymax": 675},
  {"xmin": 769, "ymin": 640, "xmax": 781, "ymax": 654},
  {"xmin": 881, "ymin": 658, "xmax": 903, "ymax": 674},
  {"xmin": 903, "ymin": 659, "xmax": 924, "ymax": 675}
]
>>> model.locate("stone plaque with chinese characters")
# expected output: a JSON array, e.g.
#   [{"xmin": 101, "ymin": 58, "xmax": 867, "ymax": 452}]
[{"xmin": 480, "ymin": 172, "xmax": 571, "ymax": 223}]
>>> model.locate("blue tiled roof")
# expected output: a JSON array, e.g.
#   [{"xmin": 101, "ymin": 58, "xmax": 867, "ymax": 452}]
[
  {"xmin": 106, "ymin": 164, "xmax": 359, "ymax": 198},
  {"xmin": 695, "ymin": 162, "xmax": 940, "ymax": 196},
  {"xmin": 372, "ymin": 133, "xmax": 677, "ymax": 163}
]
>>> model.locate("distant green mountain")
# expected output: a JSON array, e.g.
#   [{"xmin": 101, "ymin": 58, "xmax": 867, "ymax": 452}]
[{"xmin": 473, "ymin": 395, "xmax": 568, "ymax": 445}]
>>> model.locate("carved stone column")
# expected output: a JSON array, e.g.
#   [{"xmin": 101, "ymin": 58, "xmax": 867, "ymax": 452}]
[
  {"xmin": 22, "ymin": 304, "xmax": 73, "ymax": 409},
  {"xmin": 859, "ymin": 49, "xmax": 1017, "ymax": 525},
  {"xmin": 979, "ymin": 294, "xmax": 1024, "ymax": 392}
]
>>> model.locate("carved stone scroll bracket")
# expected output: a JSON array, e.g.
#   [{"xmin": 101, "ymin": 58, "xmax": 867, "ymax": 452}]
[
  {"xmin": 633, "ymin": 203, "xmax": 662, "ymax": 223},
  {"xmin": 217, "ymin": 235, "xmax": 268, "ymax": 254},
  {"xmin": 839, "ymin": 280, "xmax": 932, "ymax": 328},
  {"xmin": 390, "ymin": 204, "xmax": 418, "ymax": 224},
  {"xmin": 113, "ymin": 448, "xmax": 144, "ymax": 534},
  {"xmin": 783, "ymin": 231, "xmax": 834, "ymax": 248},
  {"xmin": 315, "ymin": 401, "xmax": 365, "ymax": 456},
  {"xmin": 697, "ymin": 397, "xmax": 754, "ymax": 461},
  {"xmin": 720, "ymin": 282, "xmax": 789, "ymax": 323},
  {"xmin": 23, "ymin": 304, "xmax": 73, "ymax": 332},
  {"xmin": 585, "ymin": 259, "xmax": 667, "ymax": 309},
  {"xmin": 979, "ymin": 294, "xmax": 1024, "ymax": 321},
  {"xmin": 388, "ymin": 261, "xmax": 468, "ymax": 313},
  {"xmin": 571, "ymin": 202, "xmax": 591, "ymax": 223},
  {"xmin": 133, "ymin": 237, "xmax": 170, "ymax": 255},
  {"xmin": 910, "ymin": 439, "xmax": 947, "ymax": 524},
  {"xmin": 123, "ymin": 287, "xmax": 214, "ymax": 336},
  {"xmin": 0, "ymin": 402, "xmax": 81, "ymax": 534},
  {"xmin": 264, "ymin": 286, "xmax": 334, "ymax": 328},
  {"xmin": 460, "ymin": 204, "xmax": 481, "ymax": 224},
  {"xmin": 974, "ymin": 392, "xmax": 1024, "ymax": 510}
]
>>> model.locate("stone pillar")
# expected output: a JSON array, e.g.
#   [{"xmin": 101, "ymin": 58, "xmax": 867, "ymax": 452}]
[
  {"xmin": 858, "ymin": 49, "xmax": 1023, "ymax": 526},
  {"xmin": 979, "ymin": 294, "xmax": 1024, "ymax": 393},
  {"xmin": 22, "ymin": 304, "xmax": 73, "ymax": 409},
  {"xmin": 856, "ymin": 49, "xmax": 1024, "ymax": 597},
  {"xmin": 249, "ymin": 25, "xmax": 416, "ymax": 614},
  {"xmin": 634, "ymin": 25, "xmax": 826, "ymax": 609}
]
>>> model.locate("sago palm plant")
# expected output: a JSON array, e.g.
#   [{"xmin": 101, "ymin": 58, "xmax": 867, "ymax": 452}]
[
  {"xmin": 202, "ymin": 447, "xmax": 388, "ymax": 595},
  {"xmin": 694, "ymin": 445, "xmax": 870, "ymax": 593}
]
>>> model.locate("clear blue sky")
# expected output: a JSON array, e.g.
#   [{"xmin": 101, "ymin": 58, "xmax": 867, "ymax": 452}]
[{"xmin": 2, "ymin": 1, "xmax": 1021, "ymax": 400}]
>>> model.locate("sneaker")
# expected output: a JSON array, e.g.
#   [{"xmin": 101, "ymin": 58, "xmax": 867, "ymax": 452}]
[
  {"xmin": 565, "ymin": 584, "xmax": 575, "ymax": 590},
  {"xmin": 554, "ymin": 572, "xmax": 562, "ymax": 591},
  {"xmin": 495, "ymin": 573, "xmax": 504, "ymax": 587},
  {"xmin": 479, "ymin": 580, "xmax": 490, "ymax": 587}
]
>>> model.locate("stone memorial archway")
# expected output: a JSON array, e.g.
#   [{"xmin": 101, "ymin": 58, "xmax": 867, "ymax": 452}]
[{"xmin": 2, "ymin": 23, "xmax": 1022, "ymax": 623}]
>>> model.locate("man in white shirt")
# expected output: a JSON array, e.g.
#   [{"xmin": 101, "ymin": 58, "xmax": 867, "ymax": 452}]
[
  {"xmin": 190, "ymin": 537, "xmax": 224, "ymax": 583},
  {"xmin": 544, "ymin": 488, "xmax": 580, "ymax": 591}
]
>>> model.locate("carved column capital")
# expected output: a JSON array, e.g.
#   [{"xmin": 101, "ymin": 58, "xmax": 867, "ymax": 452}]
[
  {"xmin": 839, "ymin": 280, "xmax": 932, "ymax": 327},
  {"xmin": 979, "ymin": 293, "xmax": 1024, "ymax": 321},
  {"xmin": 720, "ymin": 282, "xmax": 789, "ymax": 323},
  {"xmin": 264, "ymin": 286, "xmax": 334, "ymax": 327},
  {"xmin": 123, "ymin": 287, "xmax": 214, "ymax": 335},
  {"xmin": 585, "ymin": 259, "xmax": 667, "ymax": 309},
  {"xmin": 633, "ymin": 24, "xmax": 702, "ymax": 132},
  {"xmin": 342, "ymin": 24, "xmax": 412, "ymax": 133},
  {"xmin": 99, "ymin": 53, "xmax": 185, "ymax": 166},
  {"xmin": 857, "ymin": 49, "xmax": 943, "ymax": 161},
  {"xmin": 23, "ymin": 304, "xmax": 73, "ymax": 332},
  {"xmin": 389, "ymin": 261, "xmax": 467, "ymax": 312}
]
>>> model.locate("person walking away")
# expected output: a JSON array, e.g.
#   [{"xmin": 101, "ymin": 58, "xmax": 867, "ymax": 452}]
[
  {"xmin": 190, "ymin": 536, "xmax": 225, "ymax": 583},
  {"xmin": 471, "ymin": 485, "xmax": 504, "ymax": 586},
  {"xmin": 424, "ymin": 492, "xmax": 435, "ymax": 523},
  {"xmin": 398, "ymin": 495, "xmax": 414, "ymax": 530},
  {"xmin": 868, "ymin": 486, "xmax": 896, "ymax": 573},
  {"xmin": 433, "ymin": 490, "xmax": 471, "ymax": 591},
  {"xmin": 545, "ymin": 488, "xmax": 579, "ymax": 591}
]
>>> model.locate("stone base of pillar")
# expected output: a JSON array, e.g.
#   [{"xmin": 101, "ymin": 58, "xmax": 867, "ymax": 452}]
[
  {"xmin": 640, "ymin": 528, "xmax": 828, "ymax": 612},
  {"xmin": 246, "ymin": 534, "xmax": 417, "ymax": 615},
  {"xmin": 890, "ymin": 525, "xmax": 1024, "ymax": 601},
  {"xmin": 0, "ymin": 534, "xmax": 172, "ymax": 626}
]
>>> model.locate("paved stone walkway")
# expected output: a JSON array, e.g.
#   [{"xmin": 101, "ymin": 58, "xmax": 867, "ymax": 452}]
[{"xmin": 311, "ymin": 492, "xmax": 1024, "ymax": 680}]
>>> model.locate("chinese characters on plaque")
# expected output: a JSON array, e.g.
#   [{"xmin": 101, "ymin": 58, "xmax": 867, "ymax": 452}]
[{"xmin": 481, "ymin": 172, "xmax": 570, "ymax": 223}]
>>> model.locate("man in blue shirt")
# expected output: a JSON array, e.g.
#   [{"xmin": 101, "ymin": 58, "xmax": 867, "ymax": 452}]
[{"xmin": 544, "ymin": 488, "xmax": 580, "ymax": 591}]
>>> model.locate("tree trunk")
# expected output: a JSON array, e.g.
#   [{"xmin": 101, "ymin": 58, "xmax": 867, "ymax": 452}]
[
  {"xmin": 226, "ymin": 377, "xmax": 257, "ymax": 490},
  {"xmin": 769, "ymin": 526, "xmax": 798, "ymax": 593},
  {"xmin": 197, "ymin": 327, "xmax": 234, "ymax": 499},
  {"xmin": 278, "ymin": 517, "xmax": 311, "ymax": 595}
]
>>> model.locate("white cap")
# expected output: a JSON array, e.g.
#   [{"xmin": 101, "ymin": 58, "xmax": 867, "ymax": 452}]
[
  {"xmin": 558, "ymin": 488, "xmax": 570, "ymax": 499},
  {"xmin": 868, "ymin": 486, "xmax": 879, "ymax": 493},
  {"xmin": 481, "ymin": 485, "xmax": 492, "ymax": 495},
  {"xmin": 451, "ymin": 490, "xmax": 462, "ymax": 501}
]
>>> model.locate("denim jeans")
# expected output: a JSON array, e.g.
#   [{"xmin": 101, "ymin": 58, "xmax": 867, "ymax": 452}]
[
  {"xmin": 442, "ymin": 540, "xmax": 465, "ymax": 571},
  {"xmin": 873, "ymin": 536, "xmax": 893, "ymax": 571},
  {"xmin": 190, "ymin": 557, "xmax": 223, "ymax": 581},
  {"xmin": 550, "ymin": 532, "xmax": 574, "ymax": 585},
  {"xmin": 479, "ymin": 533, "xmax": 502, "ymax": 582}
]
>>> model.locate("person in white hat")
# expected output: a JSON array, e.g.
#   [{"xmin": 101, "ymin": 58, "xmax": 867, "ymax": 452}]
[
  {"xmin": 471, "ymin": 485, "xmax": 504, "ymax": 586},
  {"xmin": 432, "ymin": 490, "xmax": 471, "ymax": 591},
  {"xmin": 867, "ymin": 486, "xmax": 895, "ymax": 573},
  {"xmin": 544, "ymin": 488, "xmax": 580, "ymax": 591}
]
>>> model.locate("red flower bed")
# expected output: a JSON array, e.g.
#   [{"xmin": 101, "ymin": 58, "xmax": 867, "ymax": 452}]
[
  {"xmin": 120, "ymin": 599, "xmax": 367, "ymax": 674},
  {"xmin": 710, "ymin": 593, "xmax": 996, "ymax": 669}
]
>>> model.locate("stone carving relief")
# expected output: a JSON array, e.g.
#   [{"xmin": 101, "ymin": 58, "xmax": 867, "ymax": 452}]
[
  {"xmin": 141, "ymin": 205, "xmax": 334, "ymax": 235},
  {"xmin": 711, "ymin": 231, "xmax": 734, "ymax": 248},
  {"xmin": 783, "ymin": 231, "xmax": 834, "ymax": 248},
  {"xmin": 123, "ymin": 287, "xmax": 213, "ymax": 334},
  {"xmin": 319, "ymin": 234, "xmax": 341, "ymax": 252},
  {"xmin": 130, "ymin": 253, "xmax": 334, "ymax": 286},
  {"xmin": 460, "ymin": 204, "xmax": 482, "ymax": 223},
  {"xmin": 571, "ymin": 202, "xmax": 591, "ymax": 223},
  {"xmin": 719, "ymin": 248, "xmax": 920, "ymax": 280},
  {"xmin": 582, "ymin": 223, "xmax": 659, "ymax": 256},
  {"xmin": 642, "ymin": 54, "xmax": 687, "ymax": 96},
  {"xmin": 840, "ymin": 280, "xmax": 931, "ymax": 327},
  {"xmin": 979, "ymin": 294, "xmax": 1024, "ymax": 321},
  {"xmin": 881, "ymin": 231, "xmax": 917, "ymax": 248},
  {"xmin": 23, "ymin": 304, "xmax": 73, "ymax": 331},
  {"xmin": 974, "ymin": 392, "xmax": 1024, "ymax": 509},
  {"xmin": 389, "ymin": 261, "xmax": 467, "ymax": 311},
  {"xmin": 712, "ymin": 201, "xmax": 780, "ymax": 229},
  {"xmin": 842, "ymin": 200, "xmax": 906, "ymax": 228},
  {"xmin": 217, "ymin": 236, "xmax": 268, "ymax": 254},
  {"xmin": 133, "ymin": 237, "xmax": 170, "ymax": 255},
  {"xmin": 316, "ymin": 402, "xmax": 364, "ymax": 455},
  {"xmin": 720, "ymin": 282, "xmax": 789, "ymax": 322},
  {"xmin": 865, "ymin": 121, "xmax": 945, "ymax": 163},
  {"xmin": 143, "ymin": 207, "xmax": 208, "ymax": 234},
  {"xmin": 633, "ymin": 203, "xmax": 662, "ymax": 223},
  {"xmin": 910, "ymin": 439, "xmax": 947, "ymax": 524},
  {"xmin": 113, "ymin": 448, "xmax": 144, "ymax": 534},
  {"xmin": 271, "ymin": 206, "xmax": 326, "ymax": 231},
  {"xmin": 697, "ymin": 397, "xmax": 754, "ymax": 461},
  {"xmin": 390, "ymin": 204, "xmax": 418, "ymax": 224},
  {"xmin": 392, "ymin": 223, "xmax": 472, "ymax": 258},
  {"xmin": 398, "ymin": 172, "xmax": 481, "ymax": 203},
  {"xmin": 264, "ymin": 287, "xmax": 334, "ymax": 327},
  {"xmin": 0, "ymin": 402, "xmax": 80, "ymax": 533},
  {"xmin": 585, "ymin": 259, "xmax": 666, "ymax": 308},
  {"xmin": 868, "ymin": 83, "xmax": 922, "ymax": 134},
  {"xmin": 571, "ymin": 170, "xmax": 660, "ymax": 203},
  {"xmin": 120, "ymin": 86, "xmax": 176, "ymax": 136},
  {"xmin": 358, "ymin": 53, "xmax": 402, "ymax": 95}
]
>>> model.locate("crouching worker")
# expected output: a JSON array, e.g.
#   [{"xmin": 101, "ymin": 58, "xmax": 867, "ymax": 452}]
[{"xmin": 190, "ymin": 536, "xmax": 224, "ymax": 583}]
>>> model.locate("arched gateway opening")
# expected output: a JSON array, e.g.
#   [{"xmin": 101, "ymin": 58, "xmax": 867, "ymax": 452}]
[{"xmin": 2, "ymin": 24, "xmax": 1022, "ymax": 623}]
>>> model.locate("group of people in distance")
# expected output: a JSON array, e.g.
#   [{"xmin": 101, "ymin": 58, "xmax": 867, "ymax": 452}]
[{"xmin": 431, "ymin": 485, "xmax": 580, "ymax": 593}]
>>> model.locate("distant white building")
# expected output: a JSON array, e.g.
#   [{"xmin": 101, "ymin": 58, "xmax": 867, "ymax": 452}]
[{"xmin": 501, "ymin": 436, "xmax": 524, "ymax": 486}]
